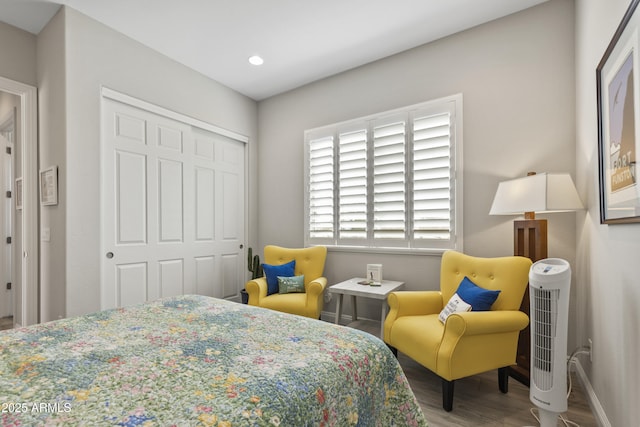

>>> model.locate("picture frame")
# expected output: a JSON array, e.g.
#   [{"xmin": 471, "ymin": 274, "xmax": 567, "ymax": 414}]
[
  {"xmin": 366, "ymin": 264, "xmax": 382, "ymax": 285},
  {"xmin": 40, "ymin": 166, "xmax": 58, "ymax": 206},
  {"xmin": 597, "ymin": 0, "xmax": 640, "ymax": 224},
  {"xmin": 15, "ymin": 177, "xmax": 22, "ymax": 210}
]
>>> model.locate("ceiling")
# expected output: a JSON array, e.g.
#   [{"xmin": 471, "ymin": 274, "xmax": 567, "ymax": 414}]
[{"xmin": 0, "ymin": 0, "xmax": 548, "ymax": 100}]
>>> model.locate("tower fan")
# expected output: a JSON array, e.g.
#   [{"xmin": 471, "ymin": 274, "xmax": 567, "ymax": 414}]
[{"xmin": 528, "ymin": 258, "xmax": 571, "ymax": 427}]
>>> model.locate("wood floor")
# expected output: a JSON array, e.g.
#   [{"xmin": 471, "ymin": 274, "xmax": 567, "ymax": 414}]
[
  {"xmin": 0, "ymin": 316, "xmax": 12, "ymax": 331},
  {"xmin": 399, "ymin": 353, "xmax": 597, "ymax": 427},
  {"xmin": 349, "ymin": 320, "xmax": 598, "ymax": 427}
]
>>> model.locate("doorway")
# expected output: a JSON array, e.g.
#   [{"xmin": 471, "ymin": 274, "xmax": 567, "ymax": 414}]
[
  {"xmin": 0, "ymin": 77, "xmax": 38, "ymax": 327},
  {"xmin": 0, "ymin": 105, "xmax": 15, "ymax": 326}
]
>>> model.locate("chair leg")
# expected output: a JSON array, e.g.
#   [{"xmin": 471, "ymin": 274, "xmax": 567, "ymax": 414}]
[
  {"xmin": 498, "ymin": 367, "xmax": 509, "ymax": 393},
  {"xmin": 441, "ymin": 378, "xmax": 454, "ymax": 412}
]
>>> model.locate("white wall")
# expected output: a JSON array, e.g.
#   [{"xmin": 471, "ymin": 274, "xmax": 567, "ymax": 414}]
[
  {"xmin": 36, "ymin": 7, "xmax": 259, "ymax": 319},
  {"xmin": 576, "ymin": 1, "xmax": 640, "ymax": 426},
  {"xmin": 258, "ymin": 0, "xmax": 577, "ymax": 321}
]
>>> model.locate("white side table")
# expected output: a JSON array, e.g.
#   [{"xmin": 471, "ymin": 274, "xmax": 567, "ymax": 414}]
[{"xmin": 328, "ymin": 277, "xmax": 405, "ymax": 338}]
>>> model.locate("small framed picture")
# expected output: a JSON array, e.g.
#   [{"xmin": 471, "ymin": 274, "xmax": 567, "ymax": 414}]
[
  {"xmin": 40, "ymin": 166, "xmax": 58, "ymax": 206},
  {"xmin": 15, "ymin": 177, "xmax": 22, "ymax": 210},
  {"xmin": 366, "ymin": 264, "xmax": 383, "ymax": 284}
]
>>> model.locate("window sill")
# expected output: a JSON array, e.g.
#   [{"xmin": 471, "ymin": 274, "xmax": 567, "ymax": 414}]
[{"xmin": 324, "ymin": 245, "xmax": 448, "ymax": 256}]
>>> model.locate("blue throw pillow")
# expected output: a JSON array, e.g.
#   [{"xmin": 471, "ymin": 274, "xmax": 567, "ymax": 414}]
[
  {"xmin": 455, "ymin": 276, "xmax": 501, "ymax": 311},
  {"xmin": 262, "ymin": 260, "xmax": 296, "ymax": 295}
]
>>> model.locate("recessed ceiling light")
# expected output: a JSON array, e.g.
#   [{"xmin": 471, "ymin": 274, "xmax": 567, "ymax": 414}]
[{"xmin": 248, "ymin": 55, "xmax": 264, "ymax": 66}]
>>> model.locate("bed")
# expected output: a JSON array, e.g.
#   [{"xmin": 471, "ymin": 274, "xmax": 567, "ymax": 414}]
[{"xmin": 0, "ymin": 295, "xmax": 427, "ymax": 426}]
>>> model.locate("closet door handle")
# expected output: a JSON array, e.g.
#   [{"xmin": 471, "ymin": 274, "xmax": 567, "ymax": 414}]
[{"xmin": 106, "ymin": 252, "xmax": 114, "ymax": 259}]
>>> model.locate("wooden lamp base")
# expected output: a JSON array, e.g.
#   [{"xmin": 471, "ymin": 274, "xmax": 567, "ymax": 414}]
[{"xmin": 510, "ymin": 217, "xmax": 547, "ymax": 387}]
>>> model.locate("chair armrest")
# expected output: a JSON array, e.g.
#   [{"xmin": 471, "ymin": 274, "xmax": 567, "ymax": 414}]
[
  {"xmin": 387, "ymin": 291, "xmax": 444, "ymax": 318},
  {"xmin": 245, "ymin": 277, "xmax": 268, "ymax": 306},
  {"xmin": 444, "ymin": 310, "xmax": 529, "ymax": 337},
  {"xmin": 306, "ymin": 277, "xmax": 327, "ymax": 298},
  {"xmin": 384, "ymin": 291, "xmax": 443, "ymax": 342}
]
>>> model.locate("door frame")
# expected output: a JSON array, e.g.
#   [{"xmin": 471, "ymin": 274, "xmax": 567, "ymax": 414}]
[{"xmin": 0, "ymin": 76, "xmax": 38, "ymax": 326}]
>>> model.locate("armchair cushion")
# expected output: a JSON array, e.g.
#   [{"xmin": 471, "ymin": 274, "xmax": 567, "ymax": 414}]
[
  {"xmin": 262, "ymin": 260, "xmax": 296, "ymax": 295},
  {"xmin": 278, "ymin": 275, "xmax": 305, "ymax": 294},
  {"xmin": 456, "ymin": 276, "xmax": 500, "ymax": 311},
  {"xmin": 438, "ymin": 292, "xmax": 472, "ymax": 323}
]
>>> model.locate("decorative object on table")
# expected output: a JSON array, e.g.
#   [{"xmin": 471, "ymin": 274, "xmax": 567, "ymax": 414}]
[
  {"xmin": 489, "ymin": 171, "xmax": 583, "ymax": 386},
  {"xmin": 245, "ymin": 245, "xmax": 327, "ymax": 318},
  {"xmin": 366, "ymin": 263, "xmax": 382, "ymax": 285},
  {"xmin": 383, "ymin": 250, "xmax": 531, "ymax": 412},
  {"xmin": 39, "ymin": 165, "xmax": 58, "ymax": 206},
  {"xmin": 596, "ymin": 0, "xmax": 640, "ymax": 224}
]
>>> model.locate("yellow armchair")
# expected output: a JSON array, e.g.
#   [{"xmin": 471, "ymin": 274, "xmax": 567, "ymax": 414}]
[
  {"xmin": 245, "ymin": 245, "xmax": 327, "ymax": 319},
  {"xmin": 384, "ymin": 250, "xmax": 531, "ymax": 411}
]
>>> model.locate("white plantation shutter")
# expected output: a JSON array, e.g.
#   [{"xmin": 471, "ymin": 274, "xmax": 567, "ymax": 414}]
[
  {"xmin": 308, "ymin": 136, "xmax": 335, "ymax": 240},
  {"xmin": 413, "ymin": 112, "xmax": 452, "ymax": 241},
  {"xmin": 338, "ymin": 129, "xmax": 368, "ymax": 240},
  {"xmin": 373, "ymin": 118, "xmax": 406, "ymax": 240},
  {"xmin": 304, "ymin": 94, "xmax": 462, "ymax": 251}
]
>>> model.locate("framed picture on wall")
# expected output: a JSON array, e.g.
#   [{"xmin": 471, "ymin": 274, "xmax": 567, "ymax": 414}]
[
  {"xmin": 597, "ymin": 0, "xmax": 640, "ymax": 224},
  {"xmin": 15, "ymin": 177, "xmax": 22, "ymax": 210},
  {"xmin": 40, "ymin": 166, "xmax": 58, "ymax": 206}
]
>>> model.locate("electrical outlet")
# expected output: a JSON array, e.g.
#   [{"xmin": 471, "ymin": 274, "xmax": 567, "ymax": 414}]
[{"xmin": 588, "ymin": 338, "xmax": 593, "ymax": 362}]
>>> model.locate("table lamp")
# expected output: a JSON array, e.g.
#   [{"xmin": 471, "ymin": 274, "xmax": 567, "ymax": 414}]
[
  {"xmin": 489, "ymin": 171, "xmax": 583, "ymax": 385},
  {"xmin": 490, "ymin": 172, "xmax": 583, "ymax": 262}
]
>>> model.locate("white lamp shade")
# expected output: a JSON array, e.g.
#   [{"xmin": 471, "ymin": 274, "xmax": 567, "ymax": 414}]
[{"xmin": 489, "ymin": 173, "xmax": 583, "ymax": 215}]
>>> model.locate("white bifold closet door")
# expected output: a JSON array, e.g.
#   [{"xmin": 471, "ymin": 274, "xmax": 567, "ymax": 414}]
[{"xmin": 101, "ymin": 96, "xmax": 245, "ymax": 310}]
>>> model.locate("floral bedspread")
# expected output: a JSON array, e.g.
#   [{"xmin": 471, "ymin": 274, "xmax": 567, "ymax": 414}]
[{"xmin": 0, "ymin": 295, "xmax": 427, "ymax": 426}]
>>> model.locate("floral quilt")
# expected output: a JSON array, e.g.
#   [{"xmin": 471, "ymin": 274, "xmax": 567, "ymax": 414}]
[{"xmin": 0, "ymin": 295, "xmax": 427, "ymax": 426}]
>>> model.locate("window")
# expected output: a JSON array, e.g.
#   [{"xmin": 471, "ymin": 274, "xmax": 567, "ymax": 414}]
[{"xmin": 304, "ymin": 94, "xmax": 462, "ymax": 252}]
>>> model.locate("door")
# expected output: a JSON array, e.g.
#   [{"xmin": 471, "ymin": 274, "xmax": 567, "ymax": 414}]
[{"xmin": 101, "ymin": 97, "xmax": 245, "ymax": 309}]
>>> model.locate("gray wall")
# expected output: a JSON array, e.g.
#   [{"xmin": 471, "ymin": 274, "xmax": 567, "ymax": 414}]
[
  {"xmin": 257, "ymin": 0, "xmax": 577, "ymax": 322},
  {"xmin": 576, "ymin": 1, "xmax": 640, "ymax": 425},
  {"xmin": 37, "ymin": 8, "xmax": 66, "ymax": 323},
  {"xmin": 0, "ymin": 21, "xmax": 37, "ymax": 86},
  {"xmin": 36, "ymin": 7, "xmax": 259, "ymax": 320}
]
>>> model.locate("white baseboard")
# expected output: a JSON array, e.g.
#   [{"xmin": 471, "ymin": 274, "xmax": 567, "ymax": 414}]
[
  {"xmin": 320, "ymin": 310, "xmax": 351, "ymax": 324},
  {"xmin": 321, "ymin": 310, "xmax": 379, "ymax": 325},
  {"xmin": 573, "ymin": 359, "xmax": 610, "ymax": 427}
]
